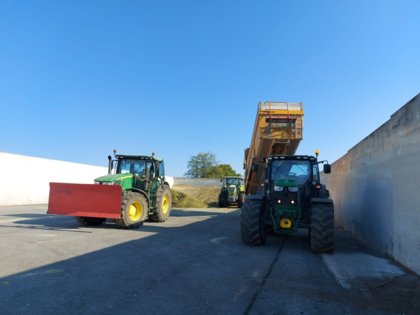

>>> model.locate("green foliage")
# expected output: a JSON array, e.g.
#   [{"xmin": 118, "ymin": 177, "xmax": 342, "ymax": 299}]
[
  {"xmin": 185, "ymin": 152, "xmax": 218, "ymax": 178},
  {"xmin": 203, "ymin": 164, "xmax": 240, "ymax": 178},
  {"xmin": 185, "ymin": 152, "xmax": 240, "ymax": 178}
]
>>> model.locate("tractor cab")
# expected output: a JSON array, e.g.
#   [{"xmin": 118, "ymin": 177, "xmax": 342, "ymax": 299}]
[
  {"xmin": 223, "ymin": 176, "xmax": 244, "ymax": 187},
  {"xmin": 95, "ymin": 155, "xmax": 165, "ymax": 192}
]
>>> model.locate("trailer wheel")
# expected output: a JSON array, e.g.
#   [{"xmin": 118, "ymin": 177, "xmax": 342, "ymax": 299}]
[
  {"xmin": 149, "ymin": 186, "xmax": 172, "ymax": 222},
  {"xmin": 240, "ymin": 197, "xmax": 266, "ymax": 245},
  {"xmin": 116, "ymin": 192, "xmax": 148, "ymax": 229},
  {"xmin": 310, "ymin": 203, "xmax": 334, "ymax": 253},
  {"xmin": 76, "ymin": 217, "xmax": 106, "ymax": 226}
]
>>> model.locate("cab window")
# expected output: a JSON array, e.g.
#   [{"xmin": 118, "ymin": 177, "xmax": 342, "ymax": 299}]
[
  {"xmin": 312, "ymin": 164, "xmax": 320, "ymax": 183},
  {"xmin": 117, "ymin": 159, "xmax": 146, "ymax": 175},
  {"xmin": 159, "ymin": 162, "xmax": 165, "ymax": 177},
  {"xmin": 271, "ymin": 160, "xmax": 310, "ymax": 185}
]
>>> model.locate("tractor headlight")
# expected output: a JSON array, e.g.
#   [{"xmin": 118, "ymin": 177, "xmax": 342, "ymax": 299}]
[
  {"xmin": 274, "ymin": 186, "xmax": 284, "ymax": 192},
  {"xmin": 288, "ymin": 186, "xmax": 299, "ymax": 193}
]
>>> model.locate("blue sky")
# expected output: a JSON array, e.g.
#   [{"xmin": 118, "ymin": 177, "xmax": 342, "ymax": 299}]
[{"xmin": 1, "ymin": 0, "xmax": 419, "ymax": 176}]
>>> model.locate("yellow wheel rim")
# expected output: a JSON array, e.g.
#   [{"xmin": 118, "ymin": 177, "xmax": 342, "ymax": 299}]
[
  {"xmin": 162, "ymin": 194, "xmax": 170, "ymax": 214},
  {"xmin": 128, "ymin": 201, "xmax": 142, "ymax": 221}
]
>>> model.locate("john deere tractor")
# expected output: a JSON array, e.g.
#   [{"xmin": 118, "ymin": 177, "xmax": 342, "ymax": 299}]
[
  {"xmin": 241, "ymin": 155, "xmax": 334, "ymax": 252},
  {"xmin": 218, "ymin": 176, "xmax": 245, "ymax": 207},
  {"xmin": 48, "ymin": 153, "xmax": 172, "ymax": 229}
]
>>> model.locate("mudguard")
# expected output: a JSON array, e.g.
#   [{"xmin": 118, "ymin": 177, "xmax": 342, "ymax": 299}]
[{"xmin": 48, "ymin": 183, "xmax": 122, "ymax": 219}]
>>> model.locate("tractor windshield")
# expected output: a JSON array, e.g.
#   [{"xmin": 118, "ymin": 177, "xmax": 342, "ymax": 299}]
[
  {"xmin": 117, "ymin": 159, "xmax": 147, "ymax": 175},
  {"xmin": 271, "ymin": 160, "xmax": 310, "ymax": 185},
  {"xmin": 225, "ymin": 178, "xmax": 242, "ymax": 186}
]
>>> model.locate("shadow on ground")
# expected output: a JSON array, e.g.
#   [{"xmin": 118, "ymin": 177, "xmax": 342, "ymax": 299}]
[{"xmin": 1, "ymin": 208, "xmax": 419, "ymax": 315}]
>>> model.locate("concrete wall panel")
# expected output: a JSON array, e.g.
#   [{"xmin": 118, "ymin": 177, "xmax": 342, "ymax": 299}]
[
  {"xmin": 0, "ymin": 152, "xmax": 108, "ymax": 205},
  {"xmin": 322, "ymin": 94, "xmax": 420, "ymax": 274}
]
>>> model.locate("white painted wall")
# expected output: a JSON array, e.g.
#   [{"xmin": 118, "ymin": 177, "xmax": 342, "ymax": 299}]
[
  {"xmin": 0, "ymin": 152, "xmax": 174, "ymax": 206},
  {"xmin": 0, "ymin": 152, "xmax": 107, "ymax": 205},
  {"xmin": 321, "ymin": 94, "xmax": 420, "ymax": 275}
]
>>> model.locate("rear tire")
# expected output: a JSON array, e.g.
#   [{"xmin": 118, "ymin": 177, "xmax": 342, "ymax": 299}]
[
  {"xmin": 116, "ymin": 192, "xmax": 148, "ymax": 229},
  {"xmin": 76, "ymin": 217, "xmax": 105, "ymax": 226},
  {"xmin": 240, "ymin": 197, "xmax": 266, "ymax": 245},
  {"xmin": 310, "ymin": 203, "xmax": 334, "ymax": 253},
  {"xmin": 149, "ymin": 186, "xmax": 172, "ymax": 222}
]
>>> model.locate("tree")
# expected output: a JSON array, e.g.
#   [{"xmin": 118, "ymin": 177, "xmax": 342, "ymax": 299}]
[
  {"xmin": 185, "ymin": 152, "xmax": 218, "ymax": 178},
  {"xmin": 185, "ymin": 153, "xmax": 241, "ymax": 178},
  {"xmin": 203, "ymin": 164, "xmax": 240, "ymax": 178}
]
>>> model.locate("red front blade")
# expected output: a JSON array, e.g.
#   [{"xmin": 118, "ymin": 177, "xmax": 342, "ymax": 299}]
[{"xmin": 48, "ymin": 183, "xmax": 122, "ymax": 219}]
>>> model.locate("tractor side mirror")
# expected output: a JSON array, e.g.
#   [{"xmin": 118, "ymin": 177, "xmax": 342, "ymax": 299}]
[{"xmin": 323, "ymin": 164, "xmax": 331, "ymax": 174}]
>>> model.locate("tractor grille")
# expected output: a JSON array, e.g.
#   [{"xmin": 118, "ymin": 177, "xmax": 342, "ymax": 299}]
[{"xmin": 228, "ymin": 185, "xmax": 237, "ymax": 196}]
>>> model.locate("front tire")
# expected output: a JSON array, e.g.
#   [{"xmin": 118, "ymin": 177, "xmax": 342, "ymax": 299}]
[
  {"xmin": 310, "ymin": 202, "xmax": 334, "ymax": 253},
  {"xmin": 149, "ymin": 186, "xmax": 172, "ymax": 222},
  {"xmin": 240, "ymin": 197, "xmax": 266, "ymax": 245},
  {"xmin": 116, "ymin": 192, "xmax": 148, "ymax": 229}
]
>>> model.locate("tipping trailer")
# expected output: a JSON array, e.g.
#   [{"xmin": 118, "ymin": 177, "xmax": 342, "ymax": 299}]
[
  {"xmin": 244, "ymin": 102, "xmax": 304, "ymax": 195},
  {"xmin": 48, "ymin": 153, "xmax": 172, "ymax": 229},
  {"xmin": 241, "ymin": 102, "xmax": 334, "ymax": 252}
]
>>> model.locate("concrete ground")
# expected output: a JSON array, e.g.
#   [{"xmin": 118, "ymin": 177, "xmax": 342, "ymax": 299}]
[{"xmin": 0, "ymin": 205, "xmax": 419, "ymax": 315}]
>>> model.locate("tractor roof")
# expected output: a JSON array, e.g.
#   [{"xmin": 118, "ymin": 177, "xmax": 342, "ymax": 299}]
[
  {"xmin": 270, "ymin": 155, "xmax": 317, "ymax": 162},
  {"xmin": 115, "ymin": 154, "xmax": 162, "ymax": 162}
]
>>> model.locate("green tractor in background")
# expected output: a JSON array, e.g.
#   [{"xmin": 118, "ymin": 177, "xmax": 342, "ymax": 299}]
[
  {"xmin": 48, "ymin": 152, "xmax": 172, "ymax": 229},
  {"xmin": 218, "ymin": 176, "xmax": 245, "ymax": 208}
]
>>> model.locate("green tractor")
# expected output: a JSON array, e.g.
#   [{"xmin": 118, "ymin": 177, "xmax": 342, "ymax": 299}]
[
  {"xmin": 48, "ymin": 153, "xmax": 172, "ymax": 229},
  {"xmin": 240, "ymin": 155, "xmax": 334, "ymax": 253},
  {"xmin": 218, "ymin": 176, "xmax": 245, "ymax": 207}
]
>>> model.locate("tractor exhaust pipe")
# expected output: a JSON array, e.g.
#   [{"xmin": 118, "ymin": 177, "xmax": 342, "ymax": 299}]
[{"xmin": 108, "ymin": 155, "xmax": 112, "ymax": 174}]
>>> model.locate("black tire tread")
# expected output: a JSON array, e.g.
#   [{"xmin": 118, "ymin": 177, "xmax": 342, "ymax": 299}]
[
  {"xmin": 310, "ymin": 203, "xmax": 334, "ymax": 253},
  {"xmin": 240, "ymin": 199, "xmax": 265, "ymax": 245},
  {"xmin": 116, "ymin": 192, "xmax": 148, "ymax": 229},
  {"xmin": 149, "ymin": 185, "xmax": 171, "ymax": 222}
]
